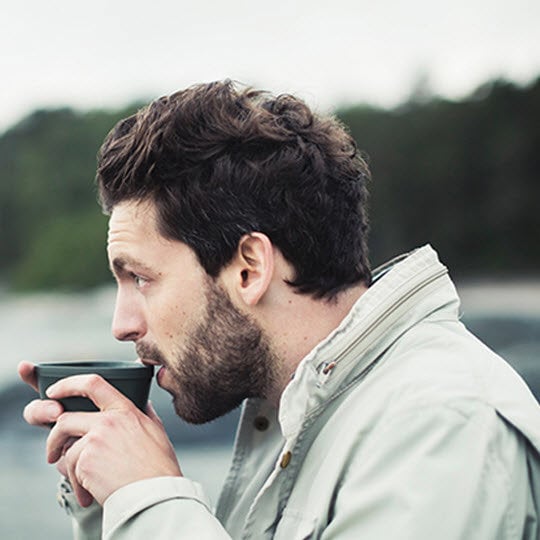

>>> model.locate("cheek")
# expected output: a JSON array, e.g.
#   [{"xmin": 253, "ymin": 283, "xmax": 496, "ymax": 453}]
[{"xmin": 152, "ymin": 303, "xmax": 192, "ymax": 344}]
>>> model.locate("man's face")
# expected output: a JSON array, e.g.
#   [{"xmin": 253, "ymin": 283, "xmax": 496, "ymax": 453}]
[{"xmin": 107, "ymin": 200, "xmax": 278, "ymax": 423}]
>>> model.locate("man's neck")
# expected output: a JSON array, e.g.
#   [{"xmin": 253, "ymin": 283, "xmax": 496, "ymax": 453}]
[{"xmin": 267, "ymin": 282, "xmax": 369, "ymax": 405}]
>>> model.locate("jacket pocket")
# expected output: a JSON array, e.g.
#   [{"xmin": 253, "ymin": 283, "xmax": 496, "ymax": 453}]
[{"xmin": 273, "ymin": 509, "xmax": 317, "ymax": 540}]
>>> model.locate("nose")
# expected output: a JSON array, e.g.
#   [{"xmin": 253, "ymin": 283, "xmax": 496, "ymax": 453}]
[{"xmin": 111, "ymin": 288, "xmax": 147, "ymax": 342}]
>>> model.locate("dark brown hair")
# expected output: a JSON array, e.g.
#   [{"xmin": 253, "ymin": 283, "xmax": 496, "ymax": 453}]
[{"xmin": 97, "ymin": 80, "xmax": 371, "ymax": 298}]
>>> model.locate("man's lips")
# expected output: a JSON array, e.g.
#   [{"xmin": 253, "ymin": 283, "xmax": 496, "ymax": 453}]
[
  {"xmin": 138, "ymin": 357, "xmax": 162, "ymax": 367},
  {"xmin": 156, "ymin": 365, "xmax": 167, "ymax": 386},
  {"xmin": 138, "ymin": 358, "xmax": 168, "ymax": 386}
]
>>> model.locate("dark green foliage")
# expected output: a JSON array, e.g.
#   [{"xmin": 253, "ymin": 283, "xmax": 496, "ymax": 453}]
[
  {"xmin": 12, "ymin": 211, "xmax": 110, "ymax": 290},
  {"xmin": 0, "ymin": 104, "xmax": 141, "ymax": 290},
  {"xmin": 0, "ymin": 78, "xmax": 538, "ymax": 291},
  {"xmin": 337, "ymin": 77, "xmax": 540, "ymax": 276}
]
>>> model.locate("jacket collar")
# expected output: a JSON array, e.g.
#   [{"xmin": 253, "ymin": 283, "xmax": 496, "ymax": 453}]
[{"xmin": 278, "ymin": 244, "xmax": 456, "ymax": 439}]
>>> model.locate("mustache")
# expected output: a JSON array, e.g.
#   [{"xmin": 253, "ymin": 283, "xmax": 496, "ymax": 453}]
[{"xmin": 136, "ymin": 342, "xmax": 168, "ymax": 365}]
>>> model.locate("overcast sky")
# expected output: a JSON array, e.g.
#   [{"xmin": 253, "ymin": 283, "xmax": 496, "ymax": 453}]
[{"xmin": 1, "ymin": 0, "xmax": 539, "ymax": 133}]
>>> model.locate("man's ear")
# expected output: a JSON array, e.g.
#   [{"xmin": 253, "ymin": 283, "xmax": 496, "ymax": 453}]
[{"xmin": 232, "ymin": 232, "xmax": 275, "ymax": 306}]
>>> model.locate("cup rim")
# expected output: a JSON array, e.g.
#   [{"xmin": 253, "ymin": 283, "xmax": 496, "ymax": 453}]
[{"xmin": 35, "ymin": 361, "xmax": 154, "ymax": 379}]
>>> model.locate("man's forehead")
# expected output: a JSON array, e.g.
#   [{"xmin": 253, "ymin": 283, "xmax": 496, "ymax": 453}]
[
  {"xmin": 110, "ymin": 199, "xmax": 157, "ymax": 222},
  {"xmin": 108, "ymin": 200, "xmax": 159, "ymax": 237},
  {"xmin": 106, "ymin": 199, "xmax": 189, "ymax": 260}
]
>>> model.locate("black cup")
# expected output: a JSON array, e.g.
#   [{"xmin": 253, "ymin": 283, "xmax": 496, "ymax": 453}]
[{"xmin": 35, "ymin": 361, "xmax": 154, "ymax": 412}]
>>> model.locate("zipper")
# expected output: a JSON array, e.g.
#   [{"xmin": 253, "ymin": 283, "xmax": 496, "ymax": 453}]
[{"xmin": 319, "ymin": 265, "xmax": 449, "ymax": 373}]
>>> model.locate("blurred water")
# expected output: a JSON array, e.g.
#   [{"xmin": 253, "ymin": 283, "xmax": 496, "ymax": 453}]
[{"xmin": 0, "ymin": 286, "xmax": 130, "ymax": 390}]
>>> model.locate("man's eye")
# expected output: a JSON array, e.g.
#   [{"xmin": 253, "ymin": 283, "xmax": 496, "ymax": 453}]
[{"xmin": 131, "ymin": 274, "xmax": 148, "ymax": 288}]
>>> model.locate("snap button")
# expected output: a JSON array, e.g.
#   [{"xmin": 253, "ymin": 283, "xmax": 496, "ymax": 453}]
[
  {"xmin": 57, "ymin": 492, "xmax": 67, "ymax": 509},
  {"xmin": 280, "ymin": 451, "xmax": 292, "ymax": 469},
  {"xmin": 254, "ymin": 416, "xmax": 270, "ymax": 431},
  {"xmin": 57, "ymin": 477, "xmax": 73, "ymax": 515},
  {"xmin": 56, "ymin": 491, "xmax": 70, "ymax": 513}
]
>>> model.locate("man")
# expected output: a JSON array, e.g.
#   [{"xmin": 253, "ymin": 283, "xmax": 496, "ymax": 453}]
[{"xmin": 20, "ymin": 80, "xmax": 540, "ymax": 539}]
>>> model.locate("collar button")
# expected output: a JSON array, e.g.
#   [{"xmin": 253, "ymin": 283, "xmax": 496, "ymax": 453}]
[{"xmin": 280, "ymin": 451, "xmax": 292, "ymax": 469}]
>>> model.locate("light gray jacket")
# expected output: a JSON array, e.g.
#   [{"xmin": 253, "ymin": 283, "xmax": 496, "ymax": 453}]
[{"xmin": 60, "ymin": 245, "xmax": 540, "ymax": 539}]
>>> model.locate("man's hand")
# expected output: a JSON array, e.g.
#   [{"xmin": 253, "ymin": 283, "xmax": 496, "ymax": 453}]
[
  {"xmin": 19, "ymin": 362, "xmax": 182, "ymax": 507},
  {"xmin": 43, "ymin": 374, "xmax": 182, "ymax": 507}
]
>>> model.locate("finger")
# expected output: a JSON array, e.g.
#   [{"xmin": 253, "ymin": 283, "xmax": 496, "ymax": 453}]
[
  {"xmin": 23, "ymin": 398, "xmax": 63, "ymax": 427},
  {"xmin": 75, "ymin": 481, "xmax": 94, "ymax": 507},
  {"xmin": 61, "ymin": 436, "xmax": 79, "ymax": 456},
  {"xmin": 18, "ymin": 361, "xmax": 38, "ymax": 392},
  {"xmin": 56, "ymin": 455, "xmax": 68, "ymax": 478},
  {"xmin": 47, "ymin": 412, "xmax": 97, "ymax": 464},
  {"xmin": 64, "ymin": 438, "xmax": 94, "ymax": 507},
  {"xmin": 50, "ymin": 437, "xmax": 78, "ymax": 472},
  {"xmin": 46, "ymin": 374, "xmax": 131, "ymax": 411}
]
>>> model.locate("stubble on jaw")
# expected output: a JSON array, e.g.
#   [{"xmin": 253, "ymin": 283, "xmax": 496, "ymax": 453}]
[{"xmin": 137, "ymin": 278, "xmax": 280, "ymax": 424}]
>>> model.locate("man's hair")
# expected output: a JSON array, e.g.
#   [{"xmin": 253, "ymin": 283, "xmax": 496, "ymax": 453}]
[{"xmin": 97, "ymin": 80, "xmax": 371, "ymax": 298}]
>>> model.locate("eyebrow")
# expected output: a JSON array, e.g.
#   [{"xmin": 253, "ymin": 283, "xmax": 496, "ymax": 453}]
[{"xmin": 110, "ymin": 256, "xmax": 154, "ymax": 276}]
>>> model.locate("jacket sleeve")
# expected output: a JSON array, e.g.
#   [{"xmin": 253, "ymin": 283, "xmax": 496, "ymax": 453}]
[
  {"xmin": 102, "ymin": 476, "xmax": 232, "ymax": 539},
  {"xmin": 321, "ymin": 400, "xmax": 532, "ymax": 539},
  {"xmin": 57, "ymin": 477, "xmax": 103, "ymax": 540}
]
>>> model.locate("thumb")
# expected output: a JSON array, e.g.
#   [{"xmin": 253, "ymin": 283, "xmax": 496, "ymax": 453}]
[{"xmin": 18, "ymin": 361, "xmax": 38, "ymax": 392}]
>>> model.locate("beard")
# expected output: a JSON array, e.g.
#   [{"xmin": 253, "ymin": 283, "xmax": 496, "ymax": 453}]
[{"xmin": 137, "ymin": 278, "xmax": 279, "ymax": 424}]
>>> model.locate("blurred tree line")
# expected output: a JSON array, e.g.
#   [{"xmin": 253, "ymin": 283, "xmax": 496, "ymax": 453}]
[
  {"xmin": 338, "ymin": 77, "xmax": 540, "ymax": 278},
  {"xmin": 0, "ymin": 104, "xmax": 139, "ymax": 290},
  {"xmin": 0, "ymin": 77, "xmax": 538, "ymax": 291}
]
